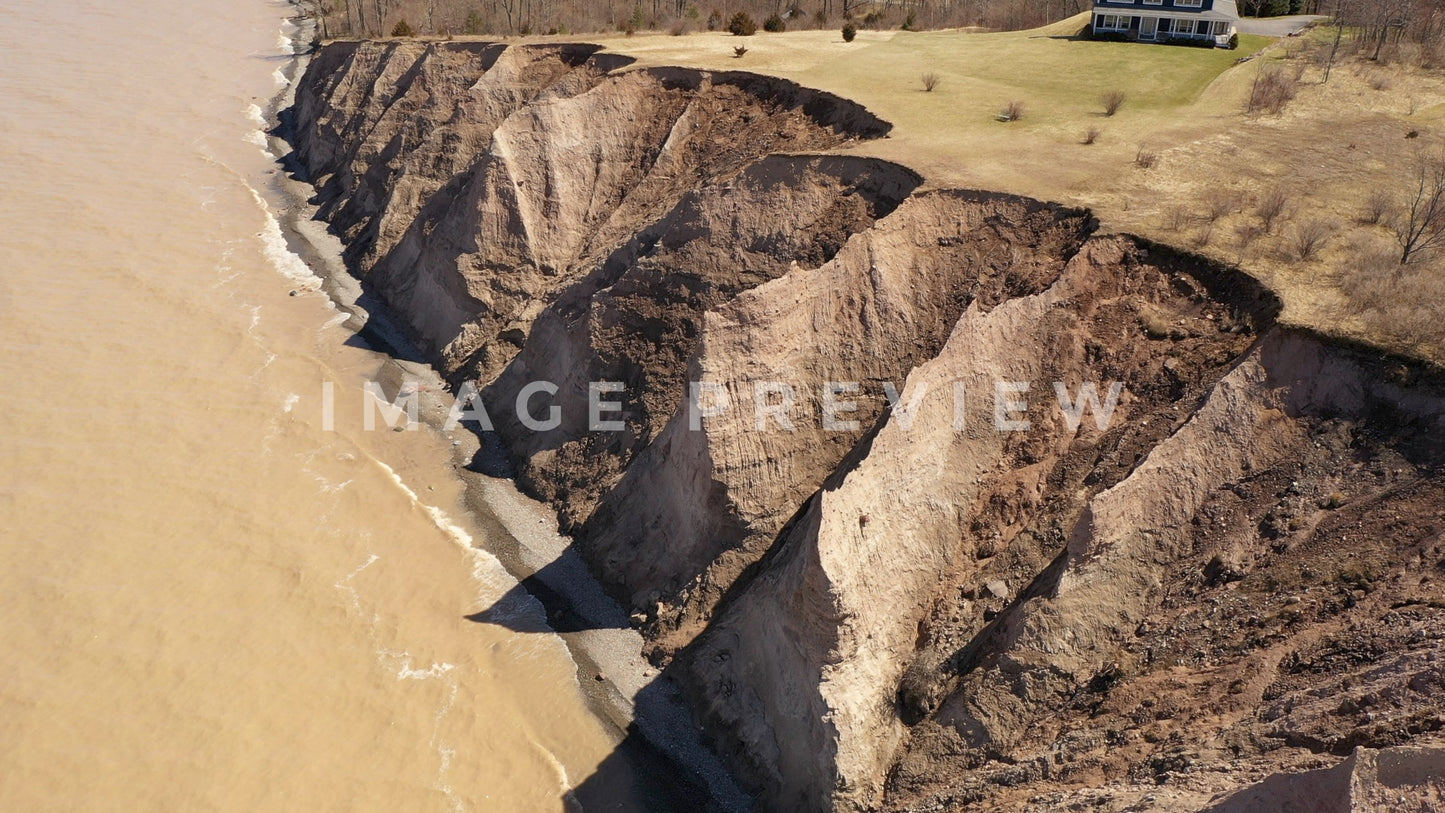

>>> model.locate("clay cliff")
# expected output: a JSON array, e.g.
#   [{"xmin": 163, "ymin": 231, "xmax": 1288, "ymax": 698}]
[{"xmin": 290, "ymin": 41, "xmax": 1445, "ymax": 812}]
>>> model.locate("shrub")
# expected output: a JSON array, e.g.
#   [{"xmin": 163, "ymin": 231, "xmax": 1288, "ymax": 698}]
[
  {"xmin": 1135, "ymin": 145, "xmax": 1158, "ymax": 169},
  {"xmin": 670, "ymin": 19, "xmax": 690, "ymax": 35},
  {"xmin": 1083, "ymin": 126, "xmax": 1102, "ymax": 145},
  {"xmin": 763, "ymin": 12, "xmax": 785, "ymax": 32},
  {"xmin": 1204, "ymin": 189, "xmax": 1242, "ymax": 223},
  {"xmin": 464, "ymin": 10, "xmax": 486, "ymax": 35},
  {"xmin": 921, "ymin": 72, "xmax": 940, "ymax": 92},
  {"xmin": 999, "ymin": 100, "xmax": 1025, "ymax": 122},
  {"xmin": 1234, "ymin": 222, "xmax": 1265, "ymax": 262},
  {"xmin": 733, "ymin": 44, "xmax": 748, "ymax": 57},
  {"xmin": 902, "ymin": 11, "xmax": 916, "ymax": 31},
  {"xmin": 706, "ymin": 9, "xmax": 722, "ymax": 30},
  {"xmin": 1164, "ymin": 206, "xmax": 1192, "ymax": 231},
  {"xmin": 728, "ymin": 11, "xmax": 757, "ymax": 35},
  {"xmin": 1363, "ymin": 189, "xmax": 1393, "ymax": 225},
  {"xmin": 1256, "ymin": 188, "xmax": 1290, "ymax": 233},
  {"xmin": 1193, "ymin": 222, "xmax": 1215, "ymax": 248},
  {"xmin": 1228, "ymin": 32, "xmax": 1239, "ymax": 50},
  {"xmin": 1340, "ymin": 244, "xmax": 1409, "ymax": 312},
  {"xmin": 1162, "ymin": 35, "xmax": 1218, "ymax": 49},
  {"xmin": 841, "ymin": 22, "xmax": 856, "ymax": 41},
  {"xmin": 1247, "ymin": 70, "xmax": 1298, "ymax": 115},
  {"xmin": 814, "ymin": 8, "xmax": 828, "ymax": 26},
  {"xmin": 1100, "ymin": 90, "xmax": 1126, "ymax": 117},
  {"xmin": 391, "ymin": 19, "xmax": 416, "ymax": 37},
  {"xmin": 1292, "ymin": 219, "xmax": 1332, "ymax": 260}
]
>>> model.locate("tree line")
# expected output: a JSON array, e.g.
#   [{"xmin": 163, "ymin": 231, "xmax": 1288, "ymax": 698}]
[{"xmin": 314, "ymin": 0, "xmax": 1092, "ymax": 38}]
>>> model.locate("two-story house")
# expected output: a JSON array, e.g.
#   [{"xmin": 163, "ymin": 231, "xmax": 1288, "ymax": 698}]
[{"xmin": 1091, "ymin": 0, "xmax": 1240, "ymax": 47}]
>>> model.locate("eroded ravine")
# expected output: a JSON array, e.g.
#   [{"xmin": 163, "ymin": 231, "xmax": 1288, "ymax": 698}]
[{"xmin": 289, "ymin": 40, "xmax": 1445, "ymax": 813}]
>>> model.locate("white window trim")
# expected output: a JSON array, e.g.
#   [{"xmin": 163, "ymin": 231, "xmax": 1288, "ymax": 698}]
[
  {"xmin": 1175, "ymin": 0, "xmax": 1204, "ymax": 7},
  {"xmin": 1096, "ymin": 13, "xmax": 1131, "ymax": 31}
]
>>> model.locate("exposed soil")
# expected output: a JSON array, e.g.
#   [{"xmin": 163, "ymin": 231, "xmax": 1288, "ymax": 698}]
[{"xmin": 289, "ymin": 40, "xmax": 1445, "ymax": 813}]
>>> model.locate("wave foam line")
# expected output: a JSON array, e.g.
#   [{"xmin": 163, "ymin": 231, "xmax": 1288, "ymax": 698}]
[{"xmin": 245, "ymin": 184, "xmax": 323, "ymax": 289}]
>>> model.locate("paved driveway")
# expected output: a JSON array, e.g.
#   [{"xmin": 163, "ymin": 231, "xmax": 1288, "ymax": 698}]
[{"xmin": 1237, "ymin": 15, "xmax": 1328, "ymax": 37}]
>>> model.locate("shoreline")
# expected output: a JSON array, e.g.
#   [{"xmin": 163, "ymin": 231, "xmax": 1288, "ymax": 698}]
[{"xmin": 262, "ymin": 5, "xmax": 747, "ymax": 809}]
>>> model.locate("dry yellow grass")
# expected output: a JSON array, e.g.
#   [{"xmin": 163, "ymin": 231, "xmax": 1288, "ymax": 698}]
[{"xmin": 522, "ymin": 15, "xmax": 1445, "ymax": 356}]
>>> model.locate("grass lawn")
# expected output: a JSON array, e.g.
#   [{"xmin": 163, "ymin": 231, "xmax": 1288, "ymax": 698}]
[{"xmin": 587, "ymin": 15, "xmax": 1269, "ymax": 196}]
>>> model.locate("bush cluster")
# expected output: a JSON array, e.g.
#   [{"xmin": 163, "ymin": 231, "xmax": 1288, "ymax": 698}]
[{"xmin": 728, "ymin": 10, "xmax": 756, "ymax": 35}]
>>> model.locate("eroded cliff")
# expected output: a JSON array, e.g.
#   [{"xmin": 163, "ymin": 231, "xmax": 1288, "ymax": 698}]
[{"xmin": 290, "ymin": 41, "xmax": 1445, "ymax": 813}]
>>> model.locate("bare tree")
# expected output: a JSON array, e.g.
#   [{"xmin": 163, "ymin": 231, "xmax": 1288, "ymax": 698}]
[
  {"xmin": 1396, "ymin": 151, "xmax": 1445, "ymax": 264},
  {"xmin": 1324, "ymin": 0, "xmax": 1346, "ymax": 82}
]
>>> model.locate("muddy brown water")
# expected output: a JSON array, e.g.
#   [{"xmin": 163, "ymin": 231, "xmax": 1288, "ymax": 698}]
[{"xmin": 0, "ymin": 1, "xmax": 634, "ymax": 809}]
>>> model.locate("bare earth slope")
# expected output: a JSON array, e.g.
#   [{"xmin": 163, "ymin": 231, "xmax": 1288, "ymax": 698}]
[{"xmin": 290, "ymin": 41, "xmax": 1445, "ymax": 813}]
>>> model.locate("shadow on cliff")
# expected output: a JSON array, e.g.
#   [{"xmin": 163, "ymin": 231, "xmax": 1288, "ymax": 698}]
[
  {"xmin": 564, "ymin": 706, "xmax": 723, "ymax": 813},
  {"xmin": 464, "ymin": 554, "xmax": 629, "ymax": 633},
  {"xmin": 563, "ymin": 672, "xmax": 750, "ymax": 813},
  {"xmin": 467, "ymin": 570, "xmax": 751, "ymax": 811}
]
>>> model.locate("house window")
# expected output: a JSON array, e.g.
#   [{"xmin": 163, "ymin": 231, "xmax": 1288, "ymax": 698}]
[
  {"xmin": 1096, "ymin": 14, "xmax": 1130, "ymax": 31},
  {"xmin": 1158, "ymin": 17, "xmax": 1172, "ymax": 32},
  {"xmin": 1174, "ymin": 0, "xmax": 1204, "ymax": 6},
  {"xmin": 1143, "ymin": 0, "xmax": 1163, "ymax": 4}
]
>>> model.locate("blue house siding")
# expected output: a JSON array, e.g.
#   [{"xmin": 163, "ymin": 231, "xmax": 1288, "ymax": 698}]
[{"xmin": 1095, "ymin": 0, "xmax": 1218, "ymax": 11}]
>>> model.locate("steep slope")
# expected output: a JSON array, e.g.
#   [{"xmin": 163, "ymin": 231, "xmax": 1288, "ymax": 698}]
[
  {"xmin": 289, "ymin": 40, "xmax": 1445, "ymax": 813},
  {"xmin": 679, "ymin": 236, "xmax": 1277, "ymax": 810}
]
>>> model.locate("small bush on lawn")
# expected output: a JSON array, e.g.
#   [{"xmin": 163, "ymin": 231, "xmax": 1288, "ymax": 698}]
[{"xmin": 728, "ymin": 11, "xmax": 757, "ymax": 35}]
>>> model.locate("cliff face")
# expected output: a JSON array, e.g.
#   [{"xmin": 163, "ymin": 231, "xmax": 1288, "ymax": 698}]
[{"xmin": 291, "ymin": 42, "xmax": 1445, "ymax": 813}]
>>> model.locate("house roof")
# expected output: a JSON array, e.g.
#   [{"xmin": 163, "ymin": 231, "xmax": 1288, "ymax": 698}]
[{"xmin": 1094, "ymin": 1, "xmax": 1240, "ymax": 22}]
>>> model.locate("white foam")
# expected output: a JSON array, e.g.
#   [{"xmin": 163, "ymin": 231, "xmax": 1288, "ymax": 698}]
[
  {"xmin": 334, "ymin": 553, "xmax": 380, "ymax": 616},
  {"xmin": 273, "ymin": 67, "xmax": 288, "ymax": 88},
  {"xmin": 244, "ymin": 129, "xmax": 268, "ymax": 148},
  {"xmin": 246, "ymin": 103, "xmax": 267, "ymax": 128},
  {"xmin": 398, "ymin": 659, "xmax": 457, "ymax": 681},
  {"xmin": 312, "ymin": 472, "xmax": 353, "ymax": 494},
  {"xmin": 375, "ymin": 460, "xmax": 473, "ymax": 547},
  {"xmin": 245, "ymin": 185, "xmax": 321, "ymax": 288}
]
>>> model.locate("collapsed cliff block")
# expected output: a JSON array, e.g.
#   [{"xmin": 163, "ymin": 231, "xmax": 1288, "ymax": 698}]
[{"xmin": 1202, "ymin": 746, "xmax": 1445, "ymax": 812}]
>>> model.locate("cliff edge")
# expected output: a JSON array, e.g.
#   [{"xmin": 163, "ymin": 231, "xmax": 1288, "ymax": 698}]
[{"xmin": 288, "ymin": 40, "xmax": 1445, "ymax": 812}]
